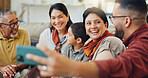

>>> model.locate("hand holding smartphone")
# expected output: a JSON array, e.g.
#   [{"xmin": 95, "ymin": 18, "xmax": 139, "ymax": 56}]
[{"xmin": 16, "ymin": 46, "xmax": 47, "ymax": 65}]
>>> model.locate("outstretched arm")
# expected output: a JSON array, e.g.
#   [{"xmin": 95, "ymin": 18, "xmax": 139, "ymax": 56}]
[{"xmin": 26, "ymin": 43, "xmax": 99, "ymax": 78}]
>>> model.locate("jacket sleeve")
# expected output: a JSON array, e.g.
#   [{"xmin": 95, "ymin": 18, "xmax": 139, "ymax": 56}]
[{"xmin": 94, "ymin": 35, "xmax": 148, "ymax": 78}]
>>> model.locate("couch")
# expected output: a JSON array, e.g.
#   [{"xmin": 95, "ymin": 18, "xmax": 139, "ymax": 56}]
[{"xmin": 19, "ymin": 22, "xmax": 50, "ymax": 46}]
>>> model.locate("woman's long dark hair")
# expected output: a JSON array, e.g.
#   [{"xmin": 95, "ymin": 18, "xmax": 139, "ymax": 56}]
[{"xmin": 49, "ymin": 3, "xmax": 73, "ymax": 31}]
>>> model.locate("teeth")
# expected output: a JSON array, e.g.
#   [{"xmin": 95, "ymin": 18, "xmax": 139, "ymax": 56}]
[
  {"xmin": 56, "ymin": 25, "xmax": 61, "ymax": 27},
  {"xmin": 12, "ymin": 31, "xmax": 16, "ymax": 33},
  {"xmin": 91, "ymin": 31, "xmax": 99, "ymax": 34},
  {"xmin": 56, "ymin": 23, "xmax": 63, "ymax": 27},
  {"xmin": 91, "ymin": 31, "xmax": 98, "ymax": 33}
]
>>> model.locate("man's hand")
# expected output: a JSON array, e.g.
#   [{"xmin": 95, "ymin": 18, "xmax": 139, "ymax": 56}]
[
  {"xmin": 26, "ymin": 43, "xmax": 77, "ymax": 77},
  {"xmin": 26, "ymin": 43, "xmax": 99, "ymax": 78},
  {"xmin": 0, "ymin": 65, "xmax": 16, "ymax": 78}
]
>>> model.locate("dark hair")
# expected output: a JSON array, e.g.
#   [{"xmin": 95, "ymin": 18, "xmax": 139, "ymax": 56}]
[
  {"xmin": 70, "ymin": 22, "xmax": 89, "ymax": 44},
  {"xmin": 49, "ymin": 3, "xmax": 73, "ymax": 31},
  {"xmin": 0, "ymin": 9, "xmax": 13, "ymax": 18},
  {"xmin": 83, "ymin": 7, "xmax": 108, "ymax": 28},
  {"xmin": 115, "ymin": 0, "xmax": 147, "ymax": 14}
]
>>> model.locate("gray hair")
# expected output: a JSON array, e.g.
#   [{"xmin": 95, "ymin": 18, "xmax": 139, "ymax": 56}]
[{"xmin": 0, "ymin": 9, "xmax": 13, "ymax": 18}]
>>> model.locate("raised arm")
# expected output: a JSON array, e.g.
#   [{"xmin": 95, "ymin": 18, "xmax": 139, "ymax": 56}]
[{"xmin": 26, "ymin": 43, "xmax": 99, "ymax": 78}]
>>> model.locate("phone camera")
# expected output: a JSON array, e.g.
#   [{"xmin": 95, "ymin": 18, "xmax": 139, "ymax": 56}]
[{"xmin": 17, "ymin": 55, "xmax": 24, "ymax": 62}]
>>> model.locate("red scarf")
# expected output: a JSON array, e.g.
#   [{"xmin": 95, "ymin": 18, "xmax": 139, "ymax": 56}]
[
  {"xmin": 83, "ymin": 30, "xmax": 114, "ymax": 59},
  {"xmin": 52, "ymin": 29, "xmax": 67, "ymax": 53}
]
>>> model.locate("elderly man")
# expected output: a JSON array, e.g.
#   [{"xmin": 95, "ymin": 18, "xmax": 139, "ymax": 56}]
[
  {"xmin": 27, "ymin": 0, "xmax": 148, "ymax": 78},
  {"xmin": 0, "ymin": 9, "xmax": 30, "ymax": 78}
]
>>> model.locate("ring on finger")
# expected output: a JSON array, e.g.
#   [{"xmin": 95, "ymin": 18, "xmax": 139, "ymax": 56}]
[{"xmin": 42, "ymin": 66, "xmax": 47, "ymax": 71}]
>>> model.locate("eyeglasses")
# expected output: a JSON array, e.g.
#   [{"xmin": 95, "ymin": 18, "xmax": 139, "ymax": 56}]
[
  {"xmin": 109, "ymin": 15, "xmax": 127, "ymax": 23},
  {"xmin": 0, "ymin": 20, "xmax": 21, "ymax": 29}
]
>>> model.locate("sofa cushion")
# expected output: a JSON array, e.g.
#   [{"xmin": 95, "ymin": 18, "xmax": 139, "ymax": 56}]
[{"xmin": 19, "ymin": 22, "xmax": 50, "ymax": 40}]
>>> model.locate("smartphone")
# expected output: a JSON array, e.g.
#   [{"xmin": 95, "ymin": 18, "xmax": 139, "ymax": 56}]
[{"xmin": 16, "ymin": 46, "xmax": 47, "ymax": 65}]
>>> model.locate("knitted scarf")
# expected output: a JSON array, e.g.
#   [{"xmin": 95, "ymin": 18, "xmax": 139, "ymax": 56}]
[{"xmin": 83, "ymin": 30, "xmax": 114, "ymax": 59}]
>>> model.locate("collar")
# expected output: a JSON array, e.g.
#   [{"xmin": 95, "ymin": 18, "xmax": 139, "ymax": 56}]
[
  {"xmin": 69, "ymin": 45, "xmax": 83, "ymax": 54},
  {"xmin": 123, "ymin": 23, "xmax": 148, "ymax": 47}
]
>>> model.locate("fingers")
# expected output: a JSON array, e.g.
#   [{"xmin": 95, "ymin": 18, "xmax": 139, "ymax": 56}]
[
  {"xmin": 11, "ymin": 65, "xmax": 17, "ymax": 68},
  {"xmin": 4, "ymin": 69, "xmax": 13, "ymax": 77},
  {"xmin": 8, "ymin": 65, "xmax": 16, "ymax": 73},
  {"xmin": 40, "ymin": 71, "xmax": 51, "ymax": 77},
  {"xmin": 26, "ymin": 43, "xmax": 57, "ymax": 65},
  {"xmin": 3, "ymin": 72, "xmax": 8, "ymax": 77},
  {"xmin": 11, "ymin": 65, "xmax": 17, "ymax": 71},
  {"xmin": 2, "ymin": 66, "xmax": 15, "ymax": 78},
  {"xmin": 36, "ymin": 43, "xmax": 55, "ymax": 57},
  {"xmin": 4, "ymin": 65, "xmax": 16, "ymax": 76},
  {"xmin": 3, "ymin": 72, "xmax": 12, "ymax": 78},
  {"xmin": 37, "ymin": 65, "xmax": 53, "ymax": 77},
  {"xmin": 26, "ymin": 53, "xmax": 48, "ymax": 65},
  {"xmin": 37, "ymin": 65, "xmax": 48, "ymax": 71}
]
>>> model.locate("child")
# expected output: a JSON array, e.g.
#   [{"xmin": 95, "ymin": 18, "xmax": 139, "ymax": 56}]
[{"xmin": 62, "ymin": 22, "xmax": 90, "ymax": 61}]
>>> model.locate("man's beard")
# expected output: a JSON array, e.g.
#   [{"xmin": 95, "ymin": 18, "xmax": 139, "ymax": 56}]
[
  {"xmin": 10, "ymin": 29, "xmax": 18, "ymax": 38},
  {"xmin": 10, "ymin": 33, "xmax": 17, "ymax": 38},
  {"xmin": 115, "ymin": 28, "xmax": 124, "ymax": 40}
]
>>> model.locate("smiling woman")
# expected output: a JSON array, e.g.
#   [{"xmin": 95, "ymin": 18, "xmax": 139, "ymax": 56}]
[
  {"xmin": 25, "ymin": 3, "xmax": 73, "ymax": 78},
  {"xmin": 39, "ymin": 3, "xmax": 73, "ymax": 53},
  {"xmin": 82, "ymin": 7, "xmax": 125, "ymax": 60}
]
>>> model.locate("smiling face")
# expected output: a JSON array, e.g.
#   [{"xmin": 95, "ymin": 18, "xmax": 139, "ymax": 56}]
[
  {"xmin": 50, "ymin": 9, "xmax": 69, "ymax": 32},
  {"xmin": 85, "ymin": 13, "xmax": 107, "ymax": 40},
  {"xmin": 0, "ymin": 13, "xmax": 19, "ymax": 39}
]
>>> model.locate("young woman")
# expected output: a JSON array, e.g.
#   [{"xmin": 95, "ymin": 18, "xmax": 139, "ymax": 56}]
[
  {"xmin": 83, "ymin": 7, "xmax": 125, "ymax": 60},
  {"xmin": 25, "ymin": 3, "xmax": 72, "ymax": 78},
  {"xmin": 39, "ymin": 3, "xmax": 72, "ymax": 53}
]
